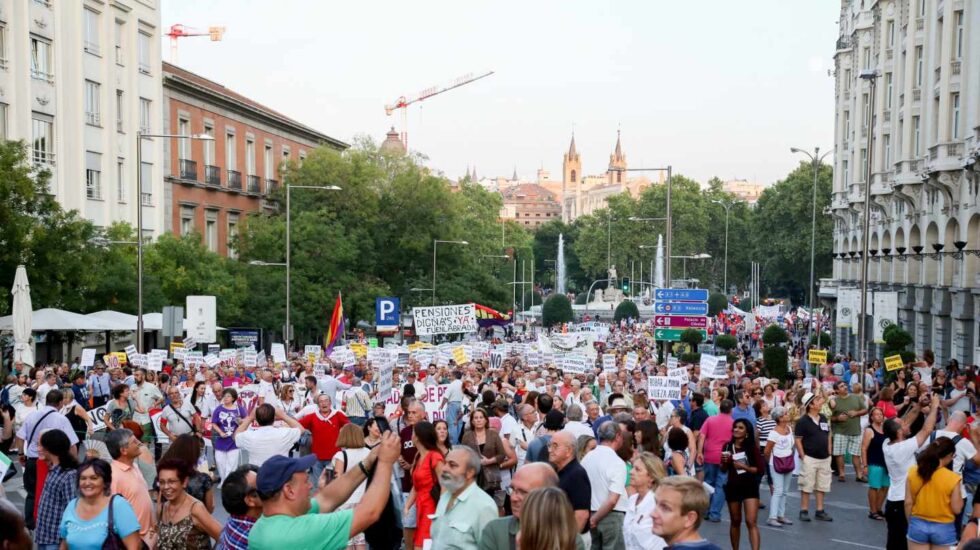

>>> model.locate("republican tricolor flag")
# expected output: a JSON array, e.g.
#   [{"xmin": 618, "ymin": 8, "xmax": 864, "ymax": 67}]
[{"xmin": 325, "ymin": 293, "xmax": 345, "ymax": 353}]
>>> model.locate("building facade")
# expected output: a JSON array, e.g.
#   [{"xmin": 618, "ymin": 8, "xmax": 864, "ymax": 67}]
[
  {"xmin": 162, "ymin": 62, "xmax": 346, "ymax": 256},
  {"xmin": 499, "ymin": 183, "xmax": 562, "ymax": 229},
  {"xmin": 823, "ymin": 0, "xmax": 980, "ymax": 365},
  {"xmin": 561, "ymin": 132, "xmax": 657, "ymax": 222},
  {"xmin": 723, "ymin": 179, "xmax": 765, "ymax": 205},
  {"xmin": 0, "ymin": 0, "xmax": 164, "ymax": 235}
]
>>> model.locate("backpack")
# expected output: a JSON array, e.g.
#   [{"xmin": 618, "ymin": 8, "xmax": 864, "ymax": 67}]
[{"xmin": 0, "ymin": 384, "xmax": 12, "ymax": 406}]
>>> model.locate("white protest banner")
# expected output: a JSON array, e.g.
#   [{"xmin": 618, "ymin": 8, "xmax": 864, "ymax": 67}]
[
  {"xmin": 377, "ymin": 361, "xmax": 394, "ymax": 397},
  {"xmin": 124, "ymin": 344, "xmax": 138, "ymax": 358},
  {"xmin": 104, "ymin": 354, "xmax": 120, "ymax": 369},
  {"xmin": 648, "ymin": 376, "xmax": 682, "ymax": 401},
  {"xmin": 130, "ymin": 353, "xmax": 147, "ymax": 369},
  {"xmin": 561, "ymin": 354, "xmax": 589, "ymax": 374},
  {"xmin": 666, "ymin": 355, "xmax": 679, "ymax": 370},
  {"xmin": 527, "ymin": 352, "xmax": 542, "ymax": 368},
  {"xmin": 256, "ymin": 352, "xmax": 268, "ymax": 368},
  {"xmin": 147, "ymin": 354, "xmax": 162, "ymax": 372},
  {"xmin": 668, "ymin": 367, "xmax": 689, "ymax": 383},
  {"xmin": 625, "ymin": 352, "xmax": 638, "ymax": 371},
  {"xmin": 271, "ymin": 343, "xmax": 287, "ymax": 364},
  {"xmin": 173, "ymin": 347, "xmax": 187, "ymax": 361},
  {"xmin": 182, "ymin": 337, "xmax": 197, "ymax": 350},
  {"xmin": 699, "ymin": 354, "xmax": 725, "ymax": 379},
  {"xmin": 602, "ymin": 353, "xmax": 617, "ymax": 372},
  {"xmin": 305, "ymin": 345, "xmax": 323, "ymax": 360},
  {"xmin": 204, "ymin": 354, "xmax": 221, "ymax": 368},
  {"xmin": 89, "ymin": 404, "xmax": 110, "ymax": 431},
  {"xmin": 489, "ymin": 351, "xmax": 504, "ymax": 371},
  {"xmin": 411, "ymin": 304, "xmax": 478, "ymax": 336},
  {"xmin": 80, "ymin": 348, "xmax": 97, "ymax": 368},
  {"xmin": 244, "ymin": 349, "xmax": 258, "ymax": 367}
]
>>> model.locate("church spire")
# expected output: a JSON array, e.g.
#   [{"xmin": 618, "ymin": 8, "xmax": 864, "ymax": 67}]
[
  {"xmin": 568, "ymin": 134, "xmax": 577, "ymax": 157},
  {"xmin": 512, "ymin": 166, "xmax": 518, "ymax": 181},
  {"xmin": 614, "ymin": 129, "xmax": 623, "ymax": 159}
]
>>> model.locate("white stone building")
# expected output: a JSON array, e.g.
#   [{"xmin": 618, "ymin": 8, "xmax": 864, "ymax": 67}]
[
  {"xmin": 0, "ymin": 0, "xmax": 164, "ymax": 236},
  {"xmin": 823, "ymin": 0, "xmax": 980, "ymax": 365}
]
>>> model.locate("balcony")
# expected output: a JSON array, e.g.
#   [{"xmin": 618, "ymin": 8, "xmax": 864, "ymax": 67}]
[
  {"xmin": 913, "ymin": 88, "xmax": 921, "ymax": 101},
  {"xmin": 140, "ymin": 192, "xmax": 153, "ymax": 206},
  {"xmin": 265, "ymin": 178, "xmax": 279, "ymax": 194},
  {"xmin": 915, "ymin": 17, "xmax": 924, "ymax": 31},
  {"xmin": 886, "ymin": 48, "xmax": 893, "ymax": 60},
  {"xmin": 836, "ymin": 36, "xmax": 852, "ymax": 51},
  {"xmin": 179, "ymin": 159, "xmax": 198, "ymax": 181},
  {"xmin": 205, "ymin": 165, "xmax": 221, "ymax": 186},
  {"xmin": 227, "ymin": 170, "xmax": 242, "ymax": 190},
  {"xmin": 247, "ymin": 175, "xmax": 260, "ymax": 194},
  {"xmin": 935, "ymin": 66, "xmax": 941, "ymax": 81},
  {"xmin": 952, "ymin": 60, "xmax": 961, "ymax": 75},
  {"xmin": 85, "ymin": 112, "xmax": 101, "ymax": 126}
]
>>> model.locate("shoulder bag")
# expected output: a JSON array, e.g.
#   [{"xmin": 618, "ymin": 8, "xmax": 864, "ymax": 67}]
[{"xmin": 101, "ymin": 495, "xmax": 127, "ymax": 550}]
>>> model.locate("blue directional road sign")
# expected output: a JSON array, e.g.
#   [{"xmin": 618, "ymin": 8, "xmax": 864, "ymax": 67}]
[
  {"xmin": 654, "ymin": 301, "xmax": 709, "ymax": 315},
  {"xmin": 654, "ymin": 288, "xmax": 709, "ymax": 301},
  {"xmin": 375, "ymin": 297, "xmax": 400, "ymax": 329}
]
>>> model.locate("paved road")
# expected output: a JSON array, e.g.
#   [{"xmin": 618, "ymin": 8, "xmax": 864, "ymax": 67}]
[{"xmin": 5, "ymin": 462, "xmax": 886, "ymax": 549}]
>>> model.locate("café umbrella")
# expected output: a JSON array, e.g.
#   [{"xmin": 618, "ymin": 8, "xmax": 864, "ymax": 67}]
[{"xmin": 11, "ymin": 265, "xmax": 34, "ymax": 367}]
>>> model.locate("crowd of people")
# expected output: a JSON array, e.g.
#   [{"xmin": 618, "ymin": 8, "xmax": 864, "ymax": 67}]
[{"xmin": 2, "ymin": 319, "xmax": 980, "ymax": 550}]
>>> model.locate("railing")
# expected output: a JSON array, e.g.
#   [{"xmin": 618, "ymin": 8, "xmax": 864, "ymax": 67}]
[
  {"xmin": 179, "ymin": 159, "xmax": 198, "ymax": 181},
  {"xmin": 30, "ymin": 68, "xmax": 54, "ymax": 83},
  {"xmin": 139, "ymin": 62, "xmax": 151, "ymax": 75},
  {"xmin": 884, "ymin": 111, "xmax": 891, "ymax": 122},
  {"xmin": 836, "ymin": 36, "xmax": 852, "ymax": 50},
  {"xmin": 952, "ymin": 60, "xmax": 961, "ymax": 75},
  {"xmin": 915, "ymin": 17, "xmax": 924, "ymax": 31},
  {"xmin": 227, "ymin": 170, "xmax": 242, "ymax": 190},
  {"xmin": 115, "ymin": 45, "xmax": 123, "ymax": 65},
  {"xmin": 205, "ymin": 165, "xmax": 221, "ymax": 186},
  {"xmin": 140, "ymin": 192, "xmax": 153, "ymax": 206},
  {"xmin": 912, "ymin": 88, "xmax": 921, "ymax": 101},
  {"xmin": 32, "ymin": 149, "xmax": 55, "ymax": 166},
  {"xmin": 886, "ymin": 49, "xmax": 893, "ymax": 60},
  {"xmin": 265, "ymin": 178, "xmax": 279, "ymax": 194},
  {"xmin": 0, "ymin": 57, "xmax": 8, "ymax": 70},
  {"xmin": 84, "ymin": 41, "xmax": 100, "ymax": 55},
  {"xmin": 247, "ymin": 175, "xmax": 260, "ymax": 193},
  {"xmin": 85, "ymin": 112, "xmax": 101, "ymax": 126},
  {"xmin": 948, "ymin": 143, "xmax": 962, "ymax": 157}
]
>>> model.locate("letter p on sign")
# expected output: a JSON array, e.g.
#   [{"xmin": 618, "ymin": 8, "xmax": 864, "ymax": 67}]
[{"xmin": 376, "ymin": 297, "xmax": 400, "ymax": 330}]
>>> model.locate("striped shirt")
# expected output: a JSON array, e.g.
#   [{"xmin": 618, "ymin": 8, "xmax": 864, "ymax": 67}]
[
  {"xmin": 35, "ymin": 465, "xmax": 78, "ymax": 544},
  {"xmin": 757, "ymin": 417, "xmax": 777, "ymax": 450},
  {"xmin": 216, "ymin": 514, "xmax": 256, "ymax": 550},
  {"xmin": 344, "ymin": 387, "xmax": 372, "ymax": 418}
]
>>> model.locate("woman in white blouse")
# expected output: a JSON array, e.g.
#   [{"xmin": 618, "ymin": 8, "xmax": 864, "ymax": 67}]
[
  {"xmin": 764, "ymin": 406, "xmax": 797, "ymax": 528},
  {"xmin": 623, "ymin": 452, "xmax": 668, "ymax": 550}
]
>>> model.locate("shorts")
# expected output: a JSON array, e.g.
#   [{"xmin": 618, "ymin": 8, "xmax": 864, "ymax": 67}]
[
  {"xmin": 401, "ymin": 492, "xmax": 417, "ymax": 528},
  {"xmin": 907, "ymin": 516, "xmax": 957, "ymax": 546},
  {"xmin": 832, "ymin": 433, "xmax": 862, "ymax": 456},
  {"xmin": 800, "ymin": 455, "xmax": 832, "ymax": 494},
  {"xmin": 867, "ymin": 464, "xmax": 891, "ymax": 490}
]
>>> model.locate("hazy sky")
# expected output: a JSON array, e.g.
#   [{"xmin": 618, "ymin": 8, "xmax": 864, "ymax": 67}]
[{"xmin": 162, "ymin": 1, "xmax": 839, "ymax": 186}]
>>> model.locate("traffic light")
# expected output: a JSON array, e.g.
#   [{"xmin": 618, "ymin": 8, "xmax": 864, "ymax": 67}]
[{"xmin": 621, "ymin": 277, "xmax": 630, "ymax": 293}]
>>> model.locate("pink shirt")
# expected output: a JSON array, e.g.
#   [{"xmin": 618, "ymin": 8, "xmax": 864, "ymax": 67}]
[
  {"xmin": 700, "ymin": 413, "xmax": 734, "ymax": 465},
  {"xmin": 110, "ymin": 460, "xmax": 155, "ymax": 546}
]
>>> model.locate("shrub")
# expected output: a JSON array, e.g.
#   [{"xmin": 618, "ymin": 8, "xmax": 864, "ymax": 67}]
[
  {"xmin": 714, "ymin": 334, "xmax": 737, "ymax": 351},
  {"xmin": 680, "ymin": 352, "xmax": 701, "ymax": 364},
  {"xmin": 762, "ymin": 324, "xmax": 789, "ymax": 345},
  {"xmin": 614, "ymin": 300, "xmax": 640, "ymax": 323},
  {"xmin": 542, "ymin": 294, "xmax": 573, "ymax": 327},
  {"xmin": 809, "ymin": 331, "xmax": 833, "ymax": 347},
  {"xmin": 708, "ymin": 293, "xmax": 728, "ymax": 316},
  {"xmin": 762, "ymin": 346, "xmax": 789, "ymax": 381},
  {"xmin": 680, "ymin": 328, "xmax": 705, "ymax": 347}
]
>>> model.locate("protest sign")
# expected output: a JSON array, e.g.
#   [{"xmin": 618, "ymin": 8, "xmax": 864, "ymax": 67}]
[
  {"xmin": 90, "ymin": 404, "xmax": 109, "ymax": 431},
  {"xmin": 666, "ymin": 355, "xmax": 679, "ymax": 370},
  {"xmin": 0, "ymin": 452, "xmax": 11, "ymax": 483},
  {"xmin": 383, "ymin": 384, "xmax": 450, "ymax": 422},
  {"xmin": 182, "ymin": 337, "xmax": 197, "ymax": 350},
  {"xmin": 699, "ymin": 354, "xmax": 726, "ymax": 379},
  {"xmin": 204, "ymin": 354, "xmax": 221, "ymax": 368},
  {"xmin": 124, "ymin": 345, "xmax": 138, "ymax": 358},
  {"xmin": 305, "ymin": 345, "xmax": 322, "ymax": 363},
  {"xmin": 668, "ymin": 367, "xmax": 689, "ymax": 383},
  {"xmin": 411, "ymin": 304, "xmax": 478, "ymax": 336},
  {"xmin": 452, "ymin": 346, "xmax": 471, "ymax": 365},
  {"xmin": 807, "ymin": 349, "xmax": 828, "ymax": 365},
  {"xmin": 377, "ymin": 361, "xmax": 394, "ymax": 397},
  {"xmin": 243, "ymin": 349, "xmax": 258, "ymax": 367},
  {"xmin": 489, "ymin": 351, "xmax": 503, "ymax": 371},
  {"xmin": 271, "ymin": 343, "xmax": 287, "ymax": 364},
  {"xmin": 561, "ymin": 354, "xmax": 589, "ymax": 374},
  {"xmin": 885, "ymin": 354, "xmax": 905, "ymax": 372},
  {"xmin": 648, "ymin": 377, "xmax": 682, "ymax": 400},
  {"xmin": 602, "ymin": 354, "xmax": 617, "ymax": 372},
  {"xmin": 350, "ymin": 343, "xmax": 368, "ymax": 358},
  {"xmin": 103, "ymin": 354, "xmax": 120, "ymax": 369},
  {"xmin": 80, "ymin": 349, "xmax": 96, "ymax": 369},
  {"xmin": 625, "ymin": 352, "xmax": 638, "ymax": 371}
]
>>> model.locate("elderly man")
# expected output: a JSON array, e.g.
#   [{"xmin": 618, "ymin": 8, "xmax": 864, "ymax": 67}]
[
  {"xmin": 88, "ymin": 363, "xmax": 112, "ymax": 408},
  {"xmin": 430, "ymin": 446, "xmax": 499, "ymax": 549},
  {"xmin": 105, "ymin": 428, "xmax": 155, "ymax": 547},
  {"xmin": 298, "ymin": 394, "xmax": 350, "ymax": 483},
  {"xmin": 160, "ymin": 386, "xmax": 197, "ymax": 441},
  {"xmin": 479, "ymin": 462, "xmax": 586, "ymax": 550},
  {"xmin": 563, "ymin": 404, "xmax": 593, "ymax": 440},
  {"xmin": 581, "ymin": 421, "xmax": 628, "ymax": 550},
  {"xmin": 548, "ymin": 430, "xmax": 592, "ymax": 544},
  {"xmin": 234, "ymin": 403, "xmax": 304, "ymax": 467},
  {"xmin": 510, "ymin": 404, "xmax": 537, "ymax": 468}
]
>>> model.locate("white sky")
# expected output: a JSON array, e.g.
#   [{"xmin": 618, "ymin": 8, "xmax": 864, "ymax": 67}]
[{"xmin": 162, "ymin": 0, "xmax": 839, "ymax": 186}]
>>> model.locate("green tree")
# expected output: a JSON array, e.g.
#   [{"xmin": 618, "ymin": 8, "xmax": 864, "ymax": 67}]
[
  {"xmin": 809, "ymin": 331, "xmax": 833, "ymax": 347},
  {"xmin": 715, "ymin": 334, "xmax": 737, "ymax": 351},
  {"xmin": 614, "ymin": 301, "xmax": 640, "ymax": 322},
  {"xmin": 882, "ymin": 323, "xmax": 916, "ymax": 363},
  {"xmin": 708, "ymin": 293, "xmax": 728, "ymax": 316},
  {"xmin": 680, "ymin": 328, "xmax": 704, "ymax": 347},
  {"xmin": 762, "ymin": 324, "xmax": 789, "ymax": 345},
  {"xmin": 542, "ymin": 294, "xmax": 573, "ymax": 327},
  {"xmin": 761, "ymin": 324, "xmax": 790, "ymax": 381}
]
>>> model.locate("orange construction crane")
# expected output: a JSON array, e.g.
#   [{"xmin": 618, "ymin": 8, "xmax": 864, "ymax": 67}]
[
  {"xmin": 385, "ymin": 70, "xmax": 494, "ymax": 150},
  {"xmin": 166, "ymin": 24, "xmax": 226, "ymax": 64}
]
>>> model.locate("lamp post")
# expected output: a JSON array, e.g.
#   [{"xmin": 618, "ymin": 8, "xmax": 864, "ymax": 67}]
[
  {"xmin": 790, "ymin": 146, "xmax": 833, "ymax": 350},
  {"xmin": 857, "ymin": 69, "xmax": 879, "ymax": 376},
  {"xmin": 616, "ymin": 164, "xmax": 672, "ymax": 284},
  {"xmin": 671, "ymin": 254, "xmax": 711, "ymax": 283},
  {"xmin": 709, "ymin": 200, "xmax": 733, "ymax": 294},
  {"xmin": 285, "ymin": 184, "xmax": 341, "ymax": 351},
  {"xmin": 433, "ymin": 240, "xmax": 468, "ymax": 305},
  {"xmin": 136, "ymin": 131, "xmax": 213, "ymax": 353}
]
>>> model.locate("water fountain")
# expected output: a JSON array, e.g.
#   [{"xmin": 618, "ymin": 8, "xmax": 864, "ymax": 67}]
[
  {"xmin": 557, "ymin": 233, "xmax": 567, "ymax": 295},
  {"xmin": 655, "ymin": 233, "xmax": 665, "ymax": 289}
]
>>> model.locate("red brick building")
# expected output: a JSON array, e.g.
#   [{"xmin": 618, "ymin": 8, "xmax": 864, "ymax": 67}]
[{"xmin": 162, "ymin": 62, "xmax": 346, "ymax": 256}]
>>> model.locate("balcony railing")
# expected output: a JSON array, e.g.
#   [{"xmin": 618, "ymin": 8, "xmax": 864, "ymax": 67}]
[
  {"xmin": 247, "ymin": 175, "xmax": 260, "ymax": 194},
  {"xmin": 836, "ymin": 36, "xmax": 852, "ymax": 50},
  {"xmin": 265, "ymin": 178, "xmax": 279, "ymax": 194},
  {"xmin": 915, "ymin": 17, "xmax": 924, "ymax": 31},
  {"xmin": 912, "ymin": 88, "xmax": 921, "ymax": 101},
  {"xmin": 140, "ymin": 192, "xmax": 153, "ymax": 206},
  {"xmin": 227, "ymin": 170, "xmax": 242, "ymax": 190},
  {"xmin": 85, "ymin": 112, "xmax": 101, "ymax": 126},
  {"xmin": 205, "ymin": 165, "xmax": 221, "ymax": 186},
  {"xmin": 952, "ymin": 60, "xmax": 961, "ymax": 75},
  {"xmin": 179, "ymin": 159, "xmax": 198, "ymax": 181}
]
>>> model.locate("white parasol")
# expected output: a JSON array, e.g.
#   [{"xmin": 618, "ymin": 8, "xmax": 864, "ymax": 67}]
[{"xmin": 11, "ymin": 265, "xmax": 34, "ymax": 367}]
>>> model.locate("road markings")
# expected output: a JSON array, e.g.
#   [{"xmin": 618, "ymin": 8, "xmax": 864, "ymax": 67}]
[{"xmin": 830, "ymin": 539, "xmax": 884, "ymax": 549}]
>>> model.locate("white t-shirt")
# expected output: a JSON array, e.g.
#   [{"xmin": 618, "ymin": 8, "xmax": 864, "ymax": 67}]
[
  {"xmin": 511, "ymin": 423, "xmax": 535, "ymax": 467},
  {"xmin": 623, "ymin": 491, "xmax": 666, "ymax": 550},
  {"xmin": 161, "ymin": 402, "xmax": 196, "ymax": 437},
  {"xmin": 581, "ymin": 444, "xmax": 628, "ymax": 513},
  {"xmin": 563, "ymin": 421, "xmax": 594, "ymax": 441},
  {"xmin": 766, "ymin": 429, "xmax": 795, "ymax": 465},
  {"xmin": 444, "ymin": 379, "xmax": 464, "ymax": 402},
  {"xmin": 923, "ymin": 430, "xmax": 977, "ymax": 475},
  {"xmin": 257, "ymin": 381, "xmax": 277, "ymax": 402},
  {"xmin": 497, "ymin": 413, "xmax": 518, "ymax": 440},
  {"xmin": 332, "ymin": 447, "xmax": 371, "ymax": 503},
  {"xmin": 234, "ymin": 426, "xmax": 303, "ymax": 467},
  {"xmin": 883, "ymin": 438, "xmax": 919, "ymax": 501}
]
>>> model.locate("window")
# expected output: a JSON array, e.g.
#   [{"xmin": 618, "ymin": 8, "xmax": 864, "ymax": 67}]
[
  {"xmin": 299, "ymin": 150, "xmax": 306, "ymax": 165},
  {"xmin": 884, "ymin": 134, "xmax": 892, "ymax": 166},
  {"xmin": 862, "ymin": 93, "xmax": 869, "ymax": 132},
  {"xmin": 0, "ymin": 24, "xmax": 8, "ymax": 70},
  {"xmin": 919, "ymin": 0, "xmax": 926, "ymax": 17},
  {"xmin": 246, "ymin": 139, "xmax": 255, "ymax": 175},
  {"xmin": 843, "ymin": 160, "xmax": 849, "ymax": 187},
  {"xmin": 178, "ymin": 119, "xmax": 190, "ymax": 159},
  {"xmin": 117, "ymin": 158, "xmax": 126, "ymax": 202},
  {"xmin": 570, "ymin": 169, "xmax": 577, "ymax": 183},
  {"xmin": 844, "ymin": 111, "xmax": 851, "ymax": 140},
  {"xmin": 114, "ymin": 20, "xmax": 124, "ymax": 65},
  {"xmin": 952, "ymin": 93, "xmax": 960, "ymax": 139},
  {"xmin": 227, "ymin": 213, "xmax": 239, "ymax": 258},
  {"xmin": 860, "ymin": 148, "xmax": 868, "ymax": 179},
  {"xmin": 205, "ymin": 210, "xmax": 218, "ymax": 252},
  {"xmin": 140, "ymin": 162, "xmax": 152, "ymax": 205},
  {"xmin": 137, "ymin": 31, "xmax": 151, "ymax": 74},
  {"xmin": 862, "ymin": 46, "xmax": 871, "ymax": 70},
  {"xmin": 85, "ymin": 81, "xmax": 101, "ymax": 126},
  {"xmin": 225, "ymin": 133, "xmax": 236, "ymax": 170},
  {"xmin": 180, "ymin": 206, "xmax": 195, "ymax": 236},
  {"xmin": 139, "ymin": 98, "xmax": 150, "ymax": 132},
  {"xmin": 887, "ymin": 20, "xmax": 895, "ymax": 47},
  {"xmin": 885, "ymin": 73, "xmax": 893, "ymax": 109},
  {"xmin": 913, "ymin": 116, "xmax": 921, "ymax": 155},
  {"xmin": 915, "ymin": 46, "xmax": 923, "ymax": 87},
  {"xmin": 282, "ymin": 146, "xmax": 290, "ymax": 161},
  {"xmin": 30, "ymin": 36, "xmax": 53, "ymax": 82},
  {"xmin": 203, "ymin": 124, "xmax": 215, "ymax": 165},
  {"xmin": 843, "ymin": 69, "xmax": 851, "ymax": 91},
  {"xmin": 31, "ymin": 114, "xmax": 54, "ymax": 165},
  {"xmin": 84, "ymin": 8, "xmax": 100, "ymax": 54},
  {"xmin": 0, "ymin": 103, "xmax": 6, "ymax": 141},
  {"xmin": 86, "ymin": 152, "xmax": 102, "ymax": 200},
  {"xmin": 116, "ymin": 90, "xmax": 124, "ymax": 132},
  {"xmin": 264, "ymin": 144, "xmax": 273, "ymax": 179},
  {"xmin": 954, "ymin": 11, "xmax": 964, "ymax": 59}
]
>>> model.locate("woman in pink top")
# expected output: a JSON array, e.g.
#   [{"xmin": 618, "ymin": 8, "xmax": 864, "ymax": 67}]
[{"xmin": 874, "ymin": 387, "xmax": 898, "ymax": 419}]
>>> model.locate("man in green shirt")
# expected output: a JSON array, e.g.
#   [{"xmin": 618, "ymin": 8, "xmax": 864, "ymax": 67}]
[
  {"xmin": 430, "ymin": 447, "xmax": 499, "ymax": 550},
  {"xmin": 828, "ymin": 380, "xmax": 868, "ymax": 483},
  {"xmin": 248, "ymin": 431, "xmax": 400, "ymax": 550}
]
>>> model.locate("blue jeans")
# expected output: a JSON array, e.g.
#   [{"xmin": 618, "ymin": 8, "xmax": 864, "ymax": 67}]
[
  {"xmin": 309, "ymin": 458, "xmax": 333, "ymax": 486},
  {"xmin": 446, "ymin": 401, "xmax": 462, "ymax": 444},
  {"xmin": 703, "ymin": 463, "xmax": 727, "ymax": 520},
  {"xmin": 770, "ymin": 470, "xmax": 793, "ymax": 520},
  {"xmin": 38, "ymin": 545, "xmax": 60, "ymax": 550}
]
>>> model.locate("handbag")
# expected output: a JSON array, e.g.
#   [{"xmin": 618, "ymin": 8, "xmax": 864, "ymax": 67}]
[
  {"xmin": 773, "ymin": 453, "xmax": 795, "ymax": 474},
  {"xmin": 101, "ymin": 495, "xmax": 127, "ymax": 550}
]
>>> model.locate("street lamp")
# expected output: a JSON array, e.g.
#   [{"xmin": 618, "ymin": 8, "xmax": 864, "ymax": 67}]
[
  {"xmin": 136, "ymin": 131, "xmax": 213, "ymax": 352},
  {"xmin": 285, "ymin": 183, "xmax": 341, "ymax": 350},
  {"xmin": 671, "ymin": 254, "xmax": 711, "ymax": 282},
  {"xmin": 433, "ymin": 240, "xmax": 468, "ymax": 305},
  {"xmin": 790, "ymin": 146, "xmax": 833, "ymax": 351},
  {"xmin": 710, "ymin": 200, "xmax": 734, "ymax": 294},
  {"xmin": 248, "ymin": 260, "xmax": 287, "ymax": 267},
  {"xmin": 856, "ymin": 69, "xmax": 879, "ymax": 375}
]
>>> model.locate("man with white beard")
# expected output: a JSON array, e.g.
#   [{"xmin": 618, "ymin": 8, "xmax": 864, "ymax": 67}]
[{"xmin": 429, "ymin": 447, "xmax": 498, "ymax": 549}]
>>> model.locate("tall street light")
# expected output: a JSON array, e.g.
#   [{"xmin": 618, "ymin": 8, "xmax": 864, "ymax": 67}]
[
  {"xmin": 286, "ymin": 184, "xmax": 341, "ymax": 350},
  {"xmin": 790, "ymin": 146, "xmax": 833, "ymax": 350},
  {"xmin": 617, "ymin": 166, "xmax": 673, "ymax": 284},
  {"xmin": 672, "ymin": 253, "xmax": 711, "ymax": 282},
  {"xmin": 433, "ymin": 240, "xmax": 468, "ymax": 305},
  {"xmin": 710, "ymin": 200, "xmax": 733, "ymax": 294},
  {"xmin": 857, "ymin": 69, "xmax": 879, "ymax": 377},
  {"xmin": 136, "ymin": 131, "xmax": 213, "ymax": 352}
]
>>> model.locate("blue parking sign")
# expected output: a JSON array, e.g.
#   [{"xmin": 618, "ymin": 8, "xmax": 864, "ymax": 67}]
[{"xmin": 376, "ymin": 297, "xmax": 400, "ymax": 327}]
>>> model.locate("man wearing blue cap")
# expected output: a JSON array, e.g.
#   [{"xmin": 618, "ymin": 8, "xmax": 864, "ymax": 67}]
[{"xmin": 248, "ymin": 431, "xmax": 401, "ymax": 550}]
